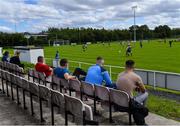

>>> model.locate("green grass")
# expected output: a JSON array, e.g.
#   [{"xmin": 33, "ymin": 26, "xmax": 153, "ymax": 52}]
[
  {"xmin": 43, "ymin": 41, "xmax": 180, "ymax": 73},
  {"xmin": 147, "ymin": 94, "xmax": 180, "ymax": 121}
]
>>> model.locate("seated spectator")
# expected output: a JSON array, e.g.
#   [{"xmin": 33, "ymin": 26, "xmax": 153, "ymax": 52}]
[
  {"xmin": 116, "ymin": 60, "xmax": 148, "ymax": 105},
  {"xmin": 2, "ymin": 51, "xmax": 9, "ymax": 62},
  {"xmin": 85, "ymin": 56, "xmax": 115, "ymax": 88},
  {"xmin": 10, "ymin": 51, "xmax": 24, "ymax": 68},
  {"xmin": 54, "ymin": 58, "xmax": 76, "ymax": 80},
  {"xmin": 73, "ymin": 68, "xmax": 87, "ymax": 81},
  {"xmin": 35, "ymin": 56, "xmax": 52, "ymax": 77}
]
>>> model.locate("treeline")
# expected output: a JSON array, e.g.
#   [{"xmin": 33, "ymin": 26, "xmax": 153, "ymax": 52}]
[{"xmin": 0, "ymin": 25, "xmax": 180, "ymax": 46}]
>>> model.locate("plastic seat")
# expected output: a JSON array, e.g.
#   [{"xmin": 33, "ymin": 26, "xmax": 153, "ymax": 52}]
[
  {"xmin": 33, "ymin": 70, "xmax": 40, "ymax": 83},
  {"xmin": 0, "ymin": 70, "xmax": 5, "ymax": 93},
  {"xmin": 39, "ymin": 85, "xmax": 51, "ymax": 122},
  {"xmin": 28, "ymin": 69, "xmax": 34, "ymax": 81},
  {"xmin": 2, "ymin": 71, "xmax": 9, "ymax": 97},
  {"xmin": 8, "ymin": 73, "xmax": 16, "ymax": 100},
  {"xmin": 59, "ymin": 78, "xmax": 69, "ymax": 93},
  {"xmin": 64, "ymin": 95, "xmax": 97, "ymax": 125},
  {"xmin": 51, "ymin": 89, "xmax": 64, "ymax": 125},
  {"xmin": 94, "ymin": 84, "xmax": 110, "ymax": 114},
  {"xmin": 15, "ymin": 76, "xmax": 23, "ymax": 105},
  {"xmin": 69, "ymin": 79, "xmax": 81, "ymax": 97},
  {"xmin": 29, "ymin": 81, "xmax": 39, "ymax": 116},
  {"xmin": 81, "ymin": 81, "xmax": 96, "ymax": 113},
  {"xmin": 51, "ymin": 75, "xmax": 61, "ymax": 90},
  {"xmin": 15, "ymin": 65, "xmax": 24, "ymax": 77},
  {"xmin": 109, "ymin": 88, "xmax": 132, "ymax": 124},
  {"xmin": 21, "ymin": 78, "xmax": 30, "ymax": 109}
]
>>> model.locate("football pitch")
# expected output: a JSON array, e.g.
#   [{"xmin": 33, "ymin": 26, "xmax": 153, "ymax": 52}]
[{"xmin": 44, "ymin": 40, "xmax": 180, "ymax": 74}]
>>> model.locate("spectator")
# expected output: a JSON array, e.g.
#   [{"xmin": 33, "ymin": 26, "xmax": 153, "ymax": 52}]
[
  {"xmin": 85, "ymin": 56, "xmax": 115, "ymax": 88},
  {"xmin": 2, "ymin": 51, "xmax": 9, "ymax": 62},
  {"xmin": 35, "ymin": 56, "xmax": 52, "ymax": 77},
  {"xmin": 54, "ymin": 58, "xmax": 76, "ymax": 80},
  {"xmin": 10, "ymin": 51, "xmax": 24, "ymax": 68},
  {"xmin": 116, "ymin": 60, "xmax": 148, "ymax": 105},
  {"xmin": 73, "ymin": 67, "xmax": 87, "ymax": 81}
]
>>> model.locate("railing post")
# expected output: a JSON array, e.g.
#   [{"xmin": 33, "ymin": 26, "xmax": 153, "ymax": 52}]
[
  {"xmin": 165, "ymin": 74, "xmax": 167, "ymax": 89},
  {"xmin": 109, "ymin": 66, "xmax": 112, "ymax": 79},
  {"xmin": 153, "ymin": 72, "xmax": 156, "ymax": 89}
]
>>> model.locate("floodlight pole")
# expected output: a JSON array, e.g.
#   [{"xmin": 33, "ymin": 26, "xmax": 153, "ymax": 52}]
[{"xmin": 132, "ymin": 6, "xmax": 137, "ymax": 42}]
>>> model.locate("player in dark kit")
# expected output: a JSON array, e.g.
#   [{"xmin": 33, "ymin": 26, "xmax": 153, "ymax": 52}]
[{"xmin": 126, "ymin": 44, "xmax": 132, "ymax": 56}]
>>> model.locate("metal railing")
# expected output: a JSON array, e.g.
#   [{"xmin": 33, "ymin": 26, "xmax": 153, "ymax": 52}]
[{"xmin": 45, "ymin": 58, "xmax": 180, "ymax": 91}]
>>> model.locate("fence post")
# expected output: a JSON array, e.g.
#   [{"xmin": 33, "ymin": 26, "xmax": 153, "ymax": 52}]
[
  {"xmin": 153, "ymin": 72, "xmax": 156, "ymax": 89},
  {"xmin": 109, "ymin": 66, "xmax": 112, "ymax": 79},
  {"xmin": 165, "ymin": 74, "xmax": 167, "ymax": 89},
  {"xmin": 146, "ymin": 71, "xmax": 149, "ymax": 85}
]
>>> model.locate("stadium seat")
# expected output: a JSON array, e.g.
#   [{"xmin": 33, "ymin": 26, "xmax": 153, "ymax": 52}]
[
  {"xmin": 15, "ymin": 65, "xmax": 24, "ymax": 77},
  {"xmin": 15, "ymin": 76, "xmax": 23, "ymax": 105},
  {"xmin": 33, "ymin": 70, "xmax": 40, "ymax": 83},
  {"xmin": 69, "ymin": 79, "xmax": 81, "ymax": 97},
  {"xmin": 81, "ymin": 81, "xmax": 96, "ymax": 113},
  {"xmin": 7, "ymin": 72, "xmax": 15, "ymax": 100},
  {"xmin": 2, "ymin": 71, "xmax": 9, "ymax": 97},
  {"xmin": 0, "ymin": 70, "xmax": 5, "ymax": 94},
  {"xmin": 39, "ymin": 84, "xmax": 51, "ymax": 122},
  {"xmin": 28, "ymin": 69, "xmax": 34, "ymax": 81},
  {"xmin": 29, "ymin": 81, "xmax": 39, "ymax": 116},
  {"xmin": 94, "ymin": 84, "xmax": 110, "ymax": 114},
  {"xmin": 51, "ymin": 89, "xmax": 64, "ymax": 125},
  {"xmin": 51, "ymin": 75, "xmax": 61, "ymax": 90},
  {"xmin": 38, "ymin": 72, "xmax": 47, "ymax": 85},
  {"xmin": 0, "ymin": 61, "xmax": 3, "ymax": 69},
  {"xmin": 59, "ymin": 78, "xmax": 69, "ymax": 93},
  {"xmin": 21, "ymin": 78, "xmax": 30, "ymax": 109},
  {"xmin": 109, "ymin": 88, "xmax": 132, "ymax": 124},
  {"xmin": 64, "ymin": 94, "xmax": 97, "ymax": 125}
]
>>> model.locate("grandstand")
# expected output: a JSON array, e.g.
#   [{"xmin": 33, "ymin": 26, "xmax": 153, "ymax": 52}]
[{"xmin": 0, "ymin": 61, "xmax": 179, "ymax": 125}]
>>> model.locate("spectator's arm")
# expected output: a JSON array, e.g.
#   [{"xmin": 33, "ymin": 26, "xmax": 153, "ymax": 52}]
[
  {"xmin": 103, "ymin": 71, "xmax": 112, "ymax": 86},
  {"xmin": 64, "ymin": 73, "xmax": 76, "ymax": 80},
  {"xmin": 136, "ymin": 77, "xmax": 146, "ymax": 93}
]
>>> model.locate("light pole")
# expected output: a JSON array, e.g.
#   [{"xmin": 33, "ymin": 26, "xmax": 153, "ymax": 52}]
[
  {"xmin": 24, "ymin": 34, "xmax": 31, "ymax": 46},
  {"xmin": 132, "ymin": 5, "xmax": 137, "ymax": 42}
]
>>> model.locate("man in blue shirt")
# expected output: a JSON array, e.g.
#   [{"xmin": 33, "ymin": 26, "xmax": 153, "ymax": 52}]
[
  {"xmin": 54, "ymin": 58, "xmax": 76, "ymax": 80},
  {"xmin": 85, "ymin": 56, "xmax": 115, "ymax": 88},
  {"xmin": 2, "ymin": 51, "xmax": 9, "ymax": 62}
]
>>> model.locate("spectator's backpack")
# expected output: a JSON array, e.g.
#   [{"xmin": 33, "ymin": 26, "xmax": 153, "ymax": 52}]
[{"xmin": 131, "ymin": 100, "xmax": 149, "ymax": 125}]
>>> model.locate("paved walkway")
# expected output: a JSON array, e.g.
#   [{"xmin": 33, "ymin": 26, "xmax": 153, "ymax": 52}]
[{"xmin": 0, "ymin": 90, "xmax": 179, "ymax": 125}]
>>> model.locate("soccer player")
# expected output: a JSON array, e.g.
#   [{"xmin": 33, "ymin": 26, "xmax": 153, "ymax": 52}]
[
  {"xmin": 169, "ymin": 40, "xmax": 173, "ymax": 47},
  {"xmin": 126, "ymin": 44, "xmax": 132, "ymax": 56},
  {"xmin": 140, "ymin": 40, "xmax": 143, "ymax": 48}
]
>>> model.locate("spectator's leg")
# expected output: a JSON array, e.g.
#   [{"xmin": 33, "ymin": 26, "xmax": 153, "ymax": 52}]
[{"xmin": 134, "ymin": 92, "xmax": 148, "ymax": 106}]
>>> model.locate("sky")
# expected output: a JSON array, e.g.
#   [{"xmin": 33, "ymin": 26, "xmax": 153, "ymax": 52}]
[{"xmin": 0, "ymin": 0, "xmax": 179, "ymax": 33}]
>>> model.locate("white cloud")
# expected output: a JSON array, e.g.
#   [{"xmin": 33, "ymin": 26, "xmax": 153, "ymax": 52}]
[
  {"xmin": 0, "ymin": 26, "xmax": 13, "ymax": 32},
  {"xmin": 0, "ymin": 0, "xmax": 179, "ymax": 32}
]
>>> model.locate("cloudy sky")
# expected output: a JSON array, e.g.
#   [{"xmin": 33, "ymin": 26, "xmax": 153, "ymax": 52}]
[{"xmin": 0, "ymin": 0, "xmax": 179, "ymax": 33}]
